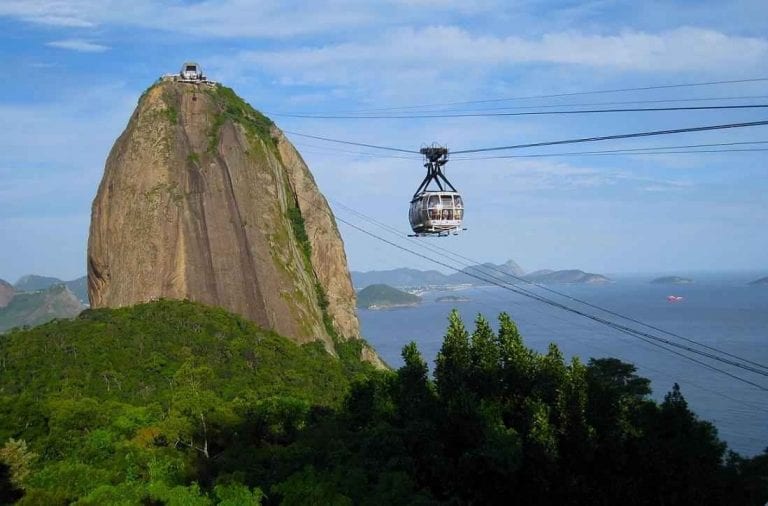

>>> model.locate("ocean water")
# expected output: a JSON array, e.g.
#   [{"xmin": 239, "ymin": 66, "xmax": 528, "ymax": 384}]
[{"xmin": 359, "ymin": 273, "xmax": 768, "ymax": 457}]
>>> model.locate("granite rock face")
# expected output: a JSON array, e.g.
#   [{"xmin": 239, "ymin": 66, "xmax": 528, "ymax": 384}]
[{"xmin": 88, "ymin": 81, "xmax": 365, "ymax": 357}]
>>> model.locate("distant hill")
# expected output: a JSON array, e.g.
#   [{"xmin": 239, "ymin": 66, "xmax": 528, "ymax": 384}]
[
  {"xmin": 357, "ymin": 284, "xmax": 421, "ymax": 309},
  {"xmin": 64, "ymin": 276, "xmax": 89, "ymax": 303},
  {"xmin": 651, "ymin": 276, "xmax": 693, "ymax": 284},
  {"xmin": 352, "ymin": 268, "xmax": 449, "ymax": 288},
  {"xmin": 11, "ymin": 274, "xmax": 89, "ymax": 304},
  {"xmin": 0, "ymin": 284, "xmax": 85, "ymax": 332},
  {"xmin": 749, "ymin": 276, "xmax": 768, "ymax": 286},
  {"xmin": 525, "ymin": 269, "xmax": 610, "ymax": 284},
  {"xmin": 353, "ymin": 259, "xmax": 609, "ymax": 288},
  {"xmin": 14, "ymin": 274, "xmax": 63, "ymax": 292},
  {"xmin": 0, "ymin": 279, "xmax": 14, "ymax": 308},
  {"xmin": 447, "ymin": 259, "xmax": 525, "ymax": 284}
]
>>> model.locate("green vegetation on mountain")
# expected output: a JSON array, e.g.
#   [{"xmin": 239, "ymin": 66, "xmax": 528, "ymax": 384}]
[
  {"xmin": 0, "ymin": 302, "xmax": 765, "ymax": 505},
  {"xmin": 356, "ymin": 284, "xmax": 421, "ymax": 309},
  {"xmin": 0, "ymin": 299, "xmax": 374, "ymax": 504}
]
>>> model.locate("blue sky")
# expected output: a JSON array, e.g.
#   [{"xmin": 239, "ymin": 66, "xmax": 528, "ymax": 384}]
[{"xmin": 1, "ymin": 0, "xmax": 767, "ymax": 282}]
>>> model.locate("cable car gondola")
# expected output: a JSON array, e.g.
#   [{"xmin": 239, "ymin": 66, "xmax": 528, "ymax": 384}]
[{"xmin": 409, "ymin": 145, "xmax": 465, "ymax": 236}]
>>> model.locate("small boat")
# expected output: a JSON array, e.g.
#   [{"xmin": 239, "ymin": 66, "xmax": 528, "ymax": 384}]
[{"xmin": 667, "ymin": 295, "xmax": 684, "ymax": 303}]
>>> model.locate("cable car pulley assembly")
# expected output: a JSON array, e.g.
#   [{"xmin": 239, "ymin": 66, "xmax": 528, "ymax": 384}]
[{"xmin": 408, "ymin": 145, "xmax": 466, "ymax": 237}]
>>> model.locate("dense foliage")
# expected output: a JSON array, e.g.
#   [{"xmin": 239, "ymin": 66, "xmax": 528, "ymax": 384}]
[{"xmin": 0, "ymin": 303, "xmax": 765, "ymax": 504}]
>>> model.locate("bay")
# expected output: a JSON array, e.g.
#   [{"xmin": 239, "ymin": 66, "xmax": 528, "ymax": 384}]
[{"xmin": 359, "ymin": 272, "xmax": 768, "ymax": 457}]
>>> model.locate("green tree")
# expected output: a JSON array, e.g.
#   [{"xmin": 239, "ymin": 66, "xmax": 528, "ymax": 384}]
[
  {"xmin": 469, "ymin": 314, "xmax": 500, "ymax": 397},
  {"xmin": 0, "ymin": 439, "xmax": 36, "ymax": 489},
  {"xmin": 434, "ymin": 309, "xmax": 471, "ymax": 400}
]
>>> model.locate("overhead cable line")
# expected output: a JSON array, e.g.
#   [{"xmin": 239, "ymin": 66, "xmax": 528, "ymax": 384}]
[
  {"xmin": 294, "ymin": 140, "xmax": 768, "ymax": 161},
  {"xmin": 450, "ymin": 141, "xmax": 768, "ymax": 160},
  {"xmin": 386, "ymin": 94, "xmax": 768, "ymax": 114},
  {"xmin": 272, "ymin": 103, "xmax": 768, "ymax": 120},
  {"xmin": 332, "ymin": 213, "xmax": 768, "ymax": 392},
  {"xmin": 293, "ymin": 141, "xmax": 419, "ymax": 159},
  {"xmin": 285, "ymin": 120, "xmax": 768, "ymax": 156},
  {"xmin": 275, "ymin": 94, "xmax": 768, "ymax": 116},
  {"xmin": 349, "ymin": 77, "xmax": 768, "ymax": 113},
  {"xmin": 333, "ymin": 200, "xmax": 768, "ymax": 373},
  {"xmin": 451, "ymin": 120, "xmax": 768, "ymax": 154},
  {"xmin": 283, "ymin": 130, "xmax": 420, "ymax": 154}
]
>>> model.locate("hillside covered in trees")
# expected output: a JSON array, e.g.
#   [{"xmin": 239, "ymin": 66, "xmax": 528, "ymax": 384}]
[{"xmin": 0, "ymin": 301, "xmax": 766, "ymax": 504}]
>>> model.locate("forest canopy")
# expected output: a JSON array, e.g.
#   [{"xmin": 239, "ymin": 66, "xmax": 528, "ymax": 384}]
[{"xmin": 0, "ymin": 301, "xmax": 765, "ymax": 505}]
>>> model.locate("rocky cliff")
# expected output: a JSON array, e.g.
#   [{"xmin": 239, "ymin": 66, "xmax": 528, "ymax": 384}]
[{"xmin": 88, "ymin": 80, "xmax": 369, "ymax": 359}]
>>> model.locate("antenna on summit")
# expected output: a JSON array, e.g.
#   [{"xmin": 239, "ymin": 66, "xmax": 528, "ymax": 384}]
[{"xmin": 161, "ymin": 62, "xmax": 217, "ymax": 86}]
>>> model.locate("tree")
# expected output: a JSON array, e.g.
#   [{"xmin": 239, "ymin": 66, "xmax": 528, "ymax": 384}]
[
  {"xmin": 434, "ymin": 309, "xmax": 471, "ymax": 400},
  {"xmin": 0, "ymin": 438, "xmax": 36, "ymax": 489},
  {"xmin": 469, "ymin": 314, "xmax": 500, "ymax": 397}
]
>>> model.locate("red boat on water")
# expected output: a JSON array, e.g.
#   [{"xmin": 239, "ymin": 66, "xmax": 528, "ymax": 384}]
[{"xmin": 667, "ymin": 295, "xmax": 684, "ymax": 303}]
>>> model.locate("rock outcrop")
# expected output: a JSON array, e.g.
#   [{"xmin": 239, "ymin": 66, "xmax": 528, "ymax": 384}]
[{"xmin": 88, "ymin": 80, "xmax": 367, "ymax": 358}]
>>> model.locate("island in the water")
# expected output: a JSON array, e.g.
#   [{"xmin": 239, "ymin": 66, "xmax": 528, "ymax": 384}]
[
  {"xmin": 435, "ymin": 295, "xmax": 471, "ymax": 303},
  {"xmin": 651, "ymin": 276, "xmax": 694, "ymax": 284},
  {"xmin": 525, "ymin": 269, "xmax": 609, "ymax": 284},
  {"xmin": 356, "ymin": 284, "xmax": 421, "ymax": 310},
  {"xmin": 749, "ymin": 276, "xmax": 768, "ymax": 286}
]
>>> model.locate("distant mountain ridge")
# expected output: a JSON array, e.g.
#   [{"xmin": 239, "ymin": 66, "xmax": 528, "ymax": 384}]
[
  {"xmin": 12, "ymin": 274, "xmax": 89, "ymax": 304},
  {"xmin": 0, "ymin": 284, "xmax": 85, "ymax": 332},
  {"xmin": 15, "ymin": 274, "xmax": 66, "ymax": 292},
  {"xmin": 749, "ymin": 276, "xmax": 768, "ymax": 286},
  {"xmin": 352, "ymin": 259, "xmax": 608, "ymax": 288}
]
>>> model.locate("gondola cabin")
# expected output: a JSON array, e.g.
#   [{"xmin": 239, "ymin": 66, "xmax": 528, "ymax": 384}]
[
  {"xmin": 408, "ymin": 145, "xmax": 465, "ymax": 236},
  {"xmin": 409, "ymin": 191, "xmax": 464, "ymax": 235}
]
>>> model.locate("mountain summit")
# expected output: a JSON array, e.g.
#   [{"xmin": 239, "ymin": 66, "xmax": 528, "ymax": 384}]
[{"xmin": 88, "ymin": 79, "xmax": 364, "ymax": 356}]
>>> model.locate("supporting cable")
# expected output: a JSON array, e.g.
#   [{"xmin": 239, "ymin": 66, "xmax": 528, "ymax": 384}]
[
  {"xmin": 350, "ymin": 77, "xmax": 768, "ymax": 113},
  {"xmin": 334, "ymin": 201, "xmax": 768, "ymax": 374},
  {"xmin": 451, "ymin": 120, "xmax": 768, "ymax": 154},
  {"xmin": 284, "ymin": 121, "xmax": 768, "ymax": 156},
  {"xmin": 273, "ymin": 94, "xmax": 768, "ymax": 116},
  {"xmin": 331, "ymin": 214, "xmax": 768, "ymax": 392},
  {"xmin": 283, "ymin": 130, "xmax": 419, "ymax": 154},
  {"xmin": 273, "ymin": 103, "xmax": 768, "ymax": 120},
  {"xmin": 450, "ymin": 140, "xmax": 768, "ymax": 160}
]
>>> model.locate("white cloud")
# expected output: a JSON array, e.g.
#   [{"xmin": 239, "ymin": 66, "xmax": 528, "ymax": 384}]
[
  {"xmin": 46, "ymin": 39, "xmax": 110, "ymax": 52},
  {"xmin": 242, "ymin": 26, "xmax": 768, "ymax": 83},
  {"xmin": 0, "ymin": 0, "xmax": 97, "ymax": 27},
  {"xmin": 0, "ymin": 0, "xmax": 382, "ymax": 38}
]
